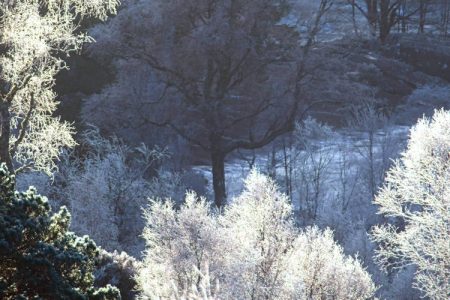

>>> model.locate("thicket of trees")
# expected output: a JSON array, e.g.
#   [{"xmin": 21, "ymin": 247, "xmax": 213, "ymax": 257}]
[
  {"xmin": 346, "ymin": 0, "xmax": 450, "ymax": 40},
  {"xmin": 137, "ymin": 171, "xmax": 376, "ymax": 299}
]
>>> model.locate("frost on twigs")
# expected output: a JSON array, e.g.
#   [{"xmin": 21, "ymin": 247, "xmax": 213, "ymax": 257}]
[
  {"xmin": 371, "ymin": 109, "xmax": 450, "ymax": 299},
  {"xmin": 138, "ymin": 171, "xmax": 376, "ymax": 300},
  {"xmin": 0, "ymin": 0, "xmax": 119, "ymax": 174}
]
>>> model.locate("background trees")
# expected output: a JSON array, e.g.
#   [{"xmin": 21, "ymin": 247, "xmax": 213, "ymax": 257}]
[
  {"xmin": 86, "ymin": 0, "xmax": 333, "ymax": 207},
  {"xmin": 346, "ymin": 0, "xmax": 423, "ymax": 41},
  {"xmin": 0, "ymin": 164, "xmax": 120, "ymax": 299},
  {"xmin": 0, "ymin": 0, "xmax": 118, "ymax": 174},
  {"xmin": 371, "ymin": 109, "xmax": 450, "ymax": 299}
]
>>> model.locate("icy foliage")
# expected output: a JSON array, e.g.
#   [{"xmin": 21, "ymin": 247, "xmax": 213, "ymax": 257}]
[
  {"xmin": 58, "ymin": 128, "xmax": 182, "ymax": 255},
  {"xmin": 137, "ymin": 171, "xmax": 376, "ymax": 299},
  {"xmin": 371, "ymin": 109, "xmax": 450, "ymax": 299},
  {"xmin": 139, "ymin": 193, "xmax": 222, "ymax": 299},
  {"xmin": 0, "ymin": 0, "xmax": 118, "ymax": 174}
]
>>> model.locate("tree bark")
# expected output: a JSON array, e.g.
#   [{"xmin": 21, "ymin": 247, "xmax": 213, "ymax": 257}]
[
  {"xmin": 441, "ymin": 0, "xmax": 450, "ymax": 37},
  {"xmin": 211, "ymin": 150, "xmax": 226, "ymax": 208},
  {"xmin": 0, "ymin": 102, "xmax": 13, "ymax": 172},
  {"xmin": 366, "ymin": 0, "xmax": 378, "ymax": 36},
  {"xmin": 379, "ymin": 0, "xmax": 396, "ymax": 43},
  {"xmin": 418, "ymin": 0, "xmax": 428, "ymax": 33}
]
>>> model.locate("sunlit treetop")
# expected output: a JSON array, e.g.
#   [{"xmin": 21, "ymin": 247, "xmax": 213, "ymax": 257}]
[{"xmin": 0, "ymin": 0, "xmax": 119, "ymax": 174}]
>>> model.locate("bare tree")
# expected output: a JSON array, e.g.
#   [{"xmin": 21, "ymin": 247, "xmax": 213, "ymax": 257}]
[
  {"xmin": 347, "ymin": 0, "xmax": 420, "ymax": 41},
  {"xmin": 335, "ymin": 143, "xmax": 361, "ymax": 212},
  {"xmin": 291, "ymin": 118, "xmax": 335, "ymax": 222},
  {"xmin": 92, "ymin": 0, "xmax": 333, "ymax": 207},
  {"xmin": 347, "ymin": 101, "xmax": 390, "ymax": 199}
]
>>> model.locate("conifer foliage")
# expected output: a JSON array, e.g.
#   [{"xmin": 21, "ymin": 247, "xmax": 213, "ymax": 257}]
[{"xmin": 0, "ymin": 164, "xmax": 120, "ymax": 299}]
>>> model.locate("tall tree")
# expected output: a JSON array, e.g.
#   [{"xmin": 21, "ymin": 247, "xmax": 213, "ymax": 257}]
[
  {"xmin": 90, "ymin": 0, "xmax": 332, "ymax": 207},
  {"xmin": 0, "ymin": 0, "xmax": 118, "ymax": 174}
]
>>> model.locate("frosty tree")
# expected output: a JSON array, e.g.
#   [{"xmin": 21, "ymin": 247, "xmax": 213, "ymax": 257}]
[
  {"xmin": 0, "ymin": 0, "xmax": 119, "ymax": 174},
  {"xmin": 137, "ymin": 171, "xmax": 376, "ymax": 299},
  {"xmin": 371, "ymin": 109, "xmax": 450, "ymax": 299}
]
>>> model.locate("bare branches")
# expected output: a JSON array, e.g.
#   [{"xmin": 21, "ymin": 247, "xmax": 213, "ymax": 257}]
[{"xmin": 89, "ymin": 0, "xmax": 333, "ymax": 205}]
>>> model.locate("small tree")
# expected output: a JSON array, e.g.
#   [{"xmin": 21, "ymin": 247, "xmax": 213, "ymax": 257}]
[
  {"xmin": 292, "ymin": 118, "xmax": 335, "ymax": 222},
  {"xmin": 0, "ymin": 164, "xmax": 120, "ymax": 299},
  {"xmin": 371, "ymin": 109, "xmax": 450, "ymax": 299},
  {"xmin": 0, "ymin": 0, "xmax": 118, "ymax": 174}
]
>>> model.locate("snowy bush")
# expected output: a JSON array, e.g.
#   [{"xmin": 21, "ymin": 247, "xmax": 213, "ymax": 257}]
[
  {"xmin": 58, "ymin": 128, "xmax": 183, "ymax": 256},
  {"xmin": 137, "ymin": 171, "xmax": 376, "ymax": 299}
]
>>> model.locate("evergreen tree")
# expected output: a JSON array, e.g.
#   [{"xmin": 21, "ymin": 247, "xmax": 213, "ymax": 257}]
[{"xmin": 0, "ymin": 164, "xmax": 120, "ymax": 299}]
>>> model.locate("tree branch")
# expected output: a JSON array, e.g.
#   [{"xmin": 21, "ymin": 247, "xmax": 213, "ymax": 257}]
[
  {"xmin": 11, "ymin": 93, "xmax": 35, "ymax": 157},
  {"xmin": 3, "ymin": 74, "xmax": 33, "ymax": 104}
]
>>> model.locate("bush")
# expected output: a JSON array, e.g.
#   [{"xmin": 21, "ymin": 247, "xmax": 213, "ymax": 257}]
[{"xmin": 95, "ymin": 250, "xmax": 139, "ymax": 300}]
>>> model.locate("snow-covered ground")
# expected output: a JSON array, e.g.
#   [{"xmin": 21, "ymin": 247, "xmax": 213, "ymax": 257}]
[{"xmin": 193, "ymin": 125, "xmax": 410, "ymax": 212}]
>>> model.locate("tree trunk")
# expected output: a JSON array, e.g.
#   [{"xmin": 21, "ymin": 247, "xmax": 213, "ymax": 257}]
[
  {"xmin": 366, "ymin": 0, "xmax": 378, "ymax": 36},
  {"xmin": 379, "ymin": 0, "xmax": 394, "ymax": 43},
  {"xmin": 418, "ymin": 1, "xmax": 427, "ymax": 33},
  {"xmin": 211, "ymin": 150, "xmax": 226, "ymax": 208},
  {"xmin": 0, "ymin": 103, "xmax": 13, "ymax": 172},
  {"xmin": 441, "ymin": 0, "xmax": 450, "ymax": 37}
]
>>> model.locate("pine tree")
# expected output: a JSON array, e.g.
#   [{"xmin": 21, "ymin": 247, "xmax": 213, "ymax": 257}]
[{"xmin": 0, "ymin": 164, "xmax": 120, "ymax": 299}]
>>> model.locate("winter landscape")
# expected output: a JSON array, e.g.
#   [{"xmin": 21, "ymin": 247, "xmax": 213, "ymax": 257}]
[{"xmin": 0, "ymin": 1, "xmax": 449, "ymax": 299}]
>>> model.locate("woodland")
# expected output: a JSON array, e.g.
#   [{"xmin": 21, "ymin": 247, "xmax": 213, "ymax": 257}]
[{"xmin": 0, "ymin": 1, "xmax": 449, "ymax": 299}]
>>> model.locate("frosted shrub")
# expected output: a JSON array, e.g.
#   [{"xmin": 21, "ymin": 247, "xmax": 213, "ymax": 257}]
[
  {"xmin": 220, "ymin": 172, "xmax": 299, "ymax": 299},
  {"xmin": 138, "ymin": 193, "xmax": 221, "ymax": 299},
  {"xmin": 290, "ymin": 227, "xmax": 376, "ymax": 299},
  {"xmin": 371, "ymin": 109, "xmax": 450, "ymax": 300},
  {"xmin": 60, "ymin": 129, "xmax": 173, "ymax": 255},
  {"xmin": 138, "ymin": 171, "xmax": 376, "ymax": 299},
  {"xmin": 95, "ymin": 250, "xmax": 140, "ymax": 300}
]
